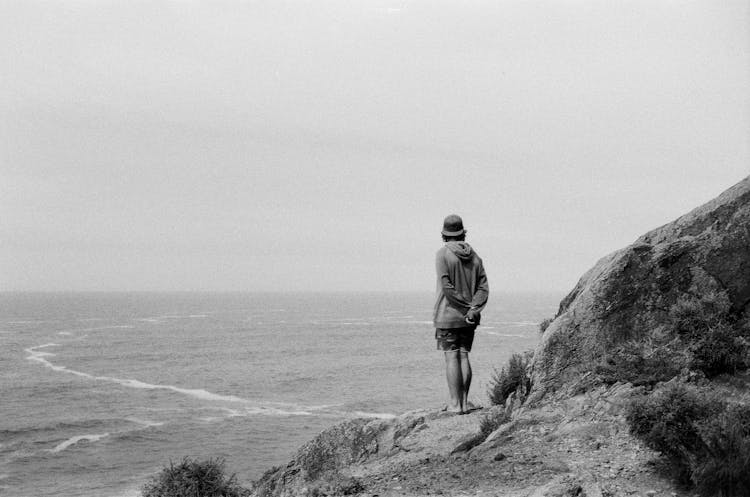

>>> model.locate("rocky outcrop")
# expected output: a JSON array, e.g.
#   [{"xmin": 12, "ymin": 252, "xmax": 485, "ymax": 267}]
[
  {"xmin": 530, "ymin": 176, "xmax": 750, "ymax": 399},
  {"xmin": 251, "ymin": 410, "xmax": 479, "ymax": 497},
  {"xmin": 251, "ymin": 385, "xmax": 681, "ymax": 497}
]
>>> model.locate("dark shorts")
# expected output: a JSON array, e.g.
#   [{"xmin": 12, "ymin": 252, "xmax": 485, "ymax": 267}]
[{"xmin": 436, "ymin": 326, "xmax": 476, "ymax": 352}]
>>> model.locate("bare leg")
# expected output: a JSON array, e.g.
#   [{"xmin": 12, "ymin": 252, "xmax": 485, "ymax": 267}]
[
  {"xmin": 444, "ymin": 350, "xmax": 463, "ymax": 413},
  {"xmin": 460, "ymin": 351, "xmax": 472, "ymax": 410}
]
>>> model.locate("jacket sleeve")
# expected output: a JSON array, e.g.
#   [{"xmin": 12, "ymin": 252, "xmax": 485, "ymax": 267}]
[
  {"xmin": 436, "ymin": 251, "xmax": 472, "ymax": 310},
  {"xmin": 470, "ymin": 259, "xmax": 489, "ymax": 310}
]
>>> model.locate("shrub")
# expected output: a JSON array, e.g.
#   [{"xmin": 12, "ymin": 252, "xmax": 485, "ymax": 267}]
[
  {"xmin": 669, "ymin": 290, "xmax": 731, "ymax": 335},
  {"xmin": 688, "ymin": 320, "xmax": 749, "ymax": 377},
  {"xmin": 479, "ymin": 409, "xmax": 511, "ymax": 437},
  {"xmin": 626, "ymin": 381, "xmax": 750, "ymax": 496},
  {"xmin": 488, "ymin": 351, "xmax": 533, "ymax": 406},
  {"xmin": 669, "ymin": 292, "xmax": 749, "ymax": 377},
  {"xmin": 692, "ymin": 404, "xmax": 750, "ymax": 496},
  {"xmin": 596, "ymin": 292, "xmax": 749, "ymax": 387},
  {"xmin": 539, "ymin": 317, "xmax": 554, "ymax": 334},
  {"xmin": 142, "ymin": 457, "xmax": 250, "ymax": 497},
  {"xmin": 626, "ymin": 381, "xmax": 723, "ymax": 474}
]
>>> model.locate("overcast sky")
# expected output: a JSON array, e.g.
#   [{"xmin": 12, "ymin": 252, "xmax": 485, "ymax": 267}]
[{"xmin": 1, "ymin": 0, "xmax": 749, "ymax": 293}]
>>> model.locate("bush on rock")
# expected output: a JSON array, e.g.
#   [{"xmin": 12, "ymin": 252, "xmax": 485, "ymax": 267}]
[
  {"xmin": 626, "ymin": 381, "xmax": 750, "ymax": 496},
  {"xmin": 142, "ymin": 457, "xmax": 250, "ymax": 497},
  {"xmin": 488, "ymin": 351, "xmax": 533, "ymax": 406}
]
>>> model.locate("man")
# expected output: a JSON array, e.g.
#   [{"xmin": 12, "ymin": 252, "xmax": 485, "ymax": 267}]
[{"xmin": 433, "ymin": 214, "xmax": 489, "ymax": 414}]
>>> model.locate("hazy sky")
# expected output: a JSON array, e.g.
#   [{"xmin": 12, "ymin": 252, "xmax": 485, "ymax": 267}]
[{"xmin": 2, "ymin": 1, "xmax": 749, "ymax": 293}]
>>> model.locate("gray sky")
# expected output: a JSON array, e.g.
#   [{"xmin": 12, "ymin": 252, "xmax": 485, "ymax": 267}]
[{"xmin": 2, "ymin": 0, "xmax": 749, "ymax": 293}]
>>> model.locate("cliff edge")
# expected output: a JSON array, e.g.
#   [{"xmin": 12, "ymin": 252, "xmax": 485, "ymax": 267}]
[{"xmin": 251, "ymin": 384, "xmax": 682, "ymax": 497}]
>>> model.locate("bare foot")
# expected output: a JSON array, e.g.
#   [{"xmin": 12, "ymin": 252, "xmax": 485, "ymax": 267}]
[{"xmin": 441, "ymin": 404, "xmax": 463, "ymax": 414}]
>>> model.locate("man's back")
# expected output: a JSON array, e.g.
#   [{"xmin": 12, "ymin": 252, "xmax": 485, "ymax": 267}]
[{"xmin": 433, "ymin": 241, "xmax": 489, "ymax": 329}]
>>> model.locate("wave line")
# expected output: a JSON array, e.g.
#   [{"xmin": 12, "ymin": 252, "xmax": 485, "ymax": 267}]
[
  {"xmin": 49, "ymin": 433, "xmax": 109, "ymax": 453},
  {"xmin": 25, "ymin": 344, "xmax": 397, "ymax": 420}
]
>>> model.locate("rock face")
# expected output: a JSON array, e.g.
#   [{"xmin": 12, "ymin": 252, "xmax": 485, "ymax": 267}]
[
  {"xmin": 252, "ymin": 417, "xmax": 383, "ymax": 497},
  {"xmin": 531, "ymin": 176, "xmax": 750, "ymax": 399},
  {"xmin": 251, "ymin": 410, "xmax": 480, "ymax": 497}
]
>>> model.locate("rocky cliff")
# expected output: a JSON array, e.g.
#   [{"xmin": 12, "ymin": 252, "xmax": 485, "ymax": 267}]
[{"xmin": 531, "ymin": 176, "xmax": 750, "ymax": 399}]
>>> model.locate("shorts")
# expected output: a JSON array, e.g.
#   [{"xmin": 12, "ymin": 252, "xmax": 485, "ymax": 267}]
[{"xmin": 435, "ymin": 326, "xmax": 476, "ymax": 352}]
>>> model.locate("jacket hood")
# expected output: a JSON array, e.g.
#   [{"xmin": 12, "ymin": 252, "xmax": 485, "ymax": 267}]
[{"xmin": 445, "ymin": 241, "xmax": 474, "ymax": 260}]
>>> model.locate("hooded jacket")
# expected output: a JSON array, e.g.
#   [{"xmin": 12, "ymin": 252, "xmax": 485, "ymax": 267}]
[{"xmin": 433, "ymin": 241, "xmax": 489, "ymax": 329}]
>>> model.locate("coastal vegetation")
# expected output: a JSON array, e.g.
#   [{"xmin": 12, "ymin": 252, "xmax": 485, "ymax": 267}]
[
  {"xmin": 626, "ymin": 381, "xmax": 750, "ymax": 496},
  {"xmin": 487, "ymin": 350, "xmax": 533, "ymax": 406},
  {"xmin": 478, "ymin": 409, "xmax": 510, "ymax": 438},
  {"xmin": 142, "ymin": 457, "xmax": 250, "ymax": 497},
  {"xmin": 538, "ymin": 317, "xmax": 553, "ymax": 334},
  {"xmin": 486, "ymin": 292, "xmax": 750, "ymax": 496},
  {"xmin": 616, "ymin": 291, "xmax": 750, "ymax": 496},
  {"xmin": 529, "ymin": 290, "xmax": 750, "ymax": 496},
  {"xmin": 595, "ymin": 291, "xmax": 750, "ymax": 387}
]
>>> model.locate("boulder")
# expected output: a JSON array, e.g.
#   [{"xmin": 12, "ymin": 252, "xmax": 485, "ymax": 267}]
[
  {"xmin": 251, "ymin": 411, "xmax": 437, "ymax": 497},
  {"xmin": 530, "ymin": 176, "xmax": 750, "ymax": 399}
]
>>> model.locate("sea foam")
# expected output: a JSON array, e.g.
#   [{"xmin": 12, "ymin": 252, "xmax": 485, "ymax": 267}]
[
  {"xmin": 24, "ymin": 343, "xmax": 338, "ymax": 417},
  {"xmin": 26, "ymin": 345, "xmax": 252, "ymax": 403},
  {"xmin": 124, "ymin": 417, "xmax": 165, "ymax": 428},
  {"xmin": 49, "ymin": 433, "xmax": 109, "ymax": 453}
]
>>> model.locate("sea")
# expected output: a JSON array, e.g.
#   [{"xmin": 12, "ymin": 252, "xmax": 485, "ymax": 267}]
[{"xmin": 0, "ymin": 291, "xmax": 561, "ymax": 497}]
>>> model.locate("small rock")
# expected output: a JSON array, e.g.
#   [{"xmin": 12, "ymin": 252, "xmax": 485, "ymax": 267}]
[
  {"xmin": 494, "ymin": 453, "xmax": 507, "ymax": 461},
  {"xmin": 645, "ymin": 491, "xmax": 657, "ymax": 497}
]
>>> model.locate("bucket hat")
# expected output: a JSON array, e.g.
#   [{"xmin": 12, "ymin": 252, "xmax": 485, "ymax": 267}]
[{"xmin": 441, "ymin": 214, "xmax": 466, "ymax": 236}]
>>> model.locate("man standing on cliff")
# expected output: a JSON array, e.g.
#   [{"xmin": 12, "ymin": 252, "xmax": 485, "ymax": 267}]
[{"xmin": 434, "ymin": 214, "xmax": 489, "ymax": 414}]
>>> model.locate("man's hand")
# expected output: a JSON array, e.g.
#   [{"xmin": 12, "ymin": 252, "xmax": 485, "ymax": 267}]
[{"xmin": 465, "ymin": 308, "xmax": 481, "ymax": 325}]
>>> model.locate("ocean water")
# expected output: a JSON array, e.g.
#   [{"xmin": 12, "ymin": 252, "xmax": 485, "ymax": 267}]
[{"xmin": 0, "ymin": 292, "xmax": 560, "ymax": 497}]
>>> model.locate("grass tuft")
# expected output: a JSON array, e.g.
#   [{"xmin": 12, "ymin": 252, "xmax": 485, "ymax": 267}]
[
  {"xmin": 487, "ymin": 351, "xmax": 533, "ymax": 406},
  {"xmin": 539, "ymin": 317, "xmax": 554, "ymax": 334},
  {"xmin": 479, "ymin": 410, "xmax": 511, "ymax": 437}
]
